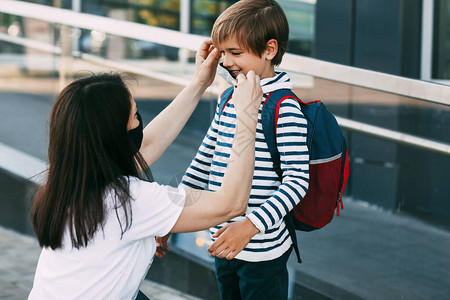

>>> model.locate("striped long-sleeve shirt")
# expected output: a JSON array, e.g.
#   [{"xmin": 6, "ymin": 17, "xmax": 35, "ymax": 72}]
[{"xmin": 180, "ymin": 72, "xmax": 309, "ymax": 262}]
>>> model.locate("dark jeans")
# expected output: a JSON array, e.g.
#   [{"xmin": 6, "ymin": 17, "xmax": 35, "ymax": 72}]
[{"xmin": 214, "ymin": 247, "xmax": 292, "ymax": 300}]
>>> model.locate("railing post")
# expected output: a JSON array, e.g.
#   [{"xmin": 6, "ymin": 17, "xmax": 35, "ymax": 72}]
[
  {"xmin": 58, "ymin": 25, "xmax": 72, "ymax": 91},
  {"xmin": 421, "ymin": 0, "xmax": 434, "ymax": 81},
  {"xmin": 179, "ymin": 0, "xmax": 192, "ymax": 65},
  {"xmin": 72, "ymin": 0, "xmax": 81, "ymax": 53}
]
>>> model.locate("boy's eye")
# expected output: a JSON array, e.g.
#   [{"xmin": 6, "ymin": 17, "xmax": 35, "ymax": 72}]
[{"xmin": 232, "ymin": 52, "xmax": 242, "ymax": 56}]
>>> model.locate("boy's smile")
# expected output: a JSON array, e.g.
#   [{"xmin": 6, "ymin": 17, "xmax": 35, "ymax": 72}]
[{"xmin": 218, "ymin": 37, "xmax": 275, "ymax": 80}]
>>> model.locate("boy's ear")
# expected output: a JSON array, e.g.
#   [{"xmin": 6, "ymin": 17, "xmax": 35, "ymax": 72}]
[{"xmin": 264, "ymin": 39, "xmax": 278, "ymax": 62}]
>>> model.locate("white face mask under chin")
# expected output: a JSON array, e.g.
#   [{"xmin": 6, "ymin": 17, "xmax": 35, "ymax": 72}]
[{"xmin": 217, "ymin": 63, "xmax": 235, "ymax": 86}]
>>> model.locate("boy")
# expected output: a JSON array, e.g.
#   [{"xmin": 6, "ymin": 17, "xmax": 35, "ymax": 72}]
[{"xmin": 181, "ymin": 0, "xmax": 309, "ymax": 299}]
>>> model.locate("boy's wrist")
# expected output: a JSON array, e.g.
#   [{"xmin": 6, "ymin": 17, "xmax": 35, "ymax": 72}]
[
  {"xmin": 244, "ymin": 216, "xmax": 261, "ymax": 237},
  {"xmin": 246, "ymin": 213, "xmax": 264, "ymax": 233}
]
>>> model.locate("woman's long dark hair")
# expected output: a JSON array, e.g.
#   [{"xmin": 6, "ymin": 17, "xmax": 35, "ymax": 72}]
[{"xmin": 31, "ymin": 73, "xmax": 151, "ymax": 250}]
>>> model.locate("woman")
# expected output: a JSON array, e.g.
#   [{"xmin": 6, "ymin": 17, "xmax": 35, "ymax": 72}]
[{"xmin": 28, "ymin": 40, "xmax": 262, "ymax": 299}]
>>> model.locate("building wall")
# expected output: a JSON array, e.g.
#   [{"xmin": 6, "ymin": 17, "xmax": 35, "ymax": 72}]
[
  {"xmin": 315, "ymin": 0, "xmax": 422, "ymax": 78},
  {"xmin": 315, "ymin": 0, "xmax": 450, "ymax": 225}
]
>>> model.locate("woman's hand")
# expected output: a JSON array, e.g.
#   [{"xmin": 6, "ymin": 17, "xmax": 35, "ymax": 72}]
[
  {"xmin": 193, "ymin": 39, "xmax": 221, "ymax": 87},
  {"xmin": 232, "ymin": 71, "xmax": 262, "ymax": 121}
]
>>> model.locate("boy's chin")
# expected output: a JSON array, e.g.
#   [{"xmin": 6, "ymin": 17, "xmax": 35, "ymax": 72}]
[{"xmin": 230, "ymin": 71, "xmax": 243, "ymax": 79}]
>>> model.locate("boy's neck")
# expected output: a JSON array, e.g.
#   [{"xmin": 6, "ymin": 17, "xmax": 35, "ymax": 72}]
[{"xmin": 259, "ymin": 66, "xmax": 276, "ymax": 79}]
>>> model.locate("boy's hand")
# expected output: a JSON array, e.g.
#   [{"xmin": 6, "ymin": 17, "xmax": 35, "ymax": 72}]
[
  {"xmin": 207, "ymin": 218, "xmax": 259, "ymax": 260},
  {"xmin": 194, "ymin": 39, "xmax": 221, "ymax": 87},
  {"xmin": 155, "ymin": 233, "xmax": 171, "ymax": 258}
]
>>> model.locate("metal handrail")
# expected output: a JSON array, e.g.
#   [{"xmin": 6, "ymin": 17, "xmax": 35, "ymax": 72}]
[
  {"xmin": 0, "ymin": 0, "xmax": 449, "ymax": 157},
  {"xmin": 280, "ymin": 54, "xmax": 449, "ymax": 106},
  {"xmin": 336, "ymin": 117, "xmax": 450, "ymax": 156},
  {"xmin": 0, "ymin": 32, "xmax": 61, "ymax": 54}
]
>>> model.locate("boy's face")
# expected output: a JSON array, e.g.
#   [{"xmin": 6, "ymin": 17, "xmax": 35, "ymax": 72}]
[{"xmin": 218, "ymin": 37, "xmax": 275, "ymax": 80}]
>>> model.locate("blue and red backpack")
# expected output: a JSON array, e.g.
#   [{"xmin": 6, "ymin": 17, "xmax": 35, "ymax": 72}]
[{"xmin": 219, "ymin": 86, "xmax": 349, "ymax": 262}]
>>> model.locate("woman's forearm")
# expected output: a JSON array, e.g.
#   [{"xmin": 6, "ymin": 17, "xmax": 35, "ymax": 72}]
[
  {"xmin": 140, "ymin": 80, "xmax": 207, "ymax": 166},
  {"xmin": 218, "ymin": 112, "xmax": 257, "ymax": 213},
  {"xmin": 170, "ymin": 115, "xmax": 257, "ymax": 233},
  {"xmin": 218, "ymin": 72, "xmax": 261, "ymax": 214},
  {"xmin": 139, "ymin": 40, "xmax": 219, "ymax": 166}
]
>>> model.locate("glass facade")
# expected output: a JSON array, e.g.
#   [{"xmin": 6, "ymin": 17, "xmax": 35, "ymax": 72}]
[
  {"xmin": 279, "ymin": 0, "xmax": 315, "ymax": 57},
  {"xmin": 19, "ymin": 0, "xmax": 317, "ymax": 59},
  {"xmin": 433, "ymin": 0, "xmax": 450, "ymax": 79},
  {"xmin": 191, "ymin": 0, "xmax": 235, "ymax": 35}
]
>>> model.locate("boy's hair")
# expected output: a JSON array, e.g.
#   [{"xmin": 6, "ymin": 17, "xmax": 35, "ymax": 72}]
[{"xmin": 211, "ymin": 0, "xmax": 289, "ymax": 66}]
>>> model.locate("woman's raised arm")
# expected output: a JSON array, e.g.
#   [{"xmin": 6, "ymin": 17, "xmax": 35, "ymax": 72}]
[
  {"xmin": 139, "ymin": 40, "xmax": 220, "ymax": 166},
  {"xmin": 171, "ymin": 71, "xmax": 262, "ymax": 233}
]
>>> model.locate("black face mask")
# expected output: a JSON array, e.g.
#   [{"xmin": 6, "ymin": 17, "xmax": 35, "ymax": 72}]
[{"xmin": 128, "ymin": 112, "xmax": 143, "ymax": 155}]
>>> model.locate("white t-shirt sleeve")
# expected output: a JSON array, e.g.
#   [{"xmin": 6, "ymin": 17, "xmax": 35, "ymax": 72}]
[{"xmin": 124, "ymin": 179, "xmax": 186, "ymax": 240}]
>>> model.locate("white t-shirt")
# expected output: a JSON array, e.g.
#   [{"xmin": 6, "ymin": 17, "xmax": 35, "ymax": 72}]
[{"xmin": 28, "ymin": 177, "xmax": 185, "ymax": 300}]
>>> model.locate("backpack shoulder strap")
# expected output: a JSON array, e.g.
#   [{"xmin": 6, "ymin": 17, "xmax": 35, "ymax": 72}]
[
  {"xmin": 261, "ymin": 89, "xmax": 304, "ymax": 264},
  {"xmin": 218, "ymin": 86, "xmax": 234, "ymax": 117},
  {"xmin": 261, "ymin": 89, "xmax": 302, "ymax": 179}
]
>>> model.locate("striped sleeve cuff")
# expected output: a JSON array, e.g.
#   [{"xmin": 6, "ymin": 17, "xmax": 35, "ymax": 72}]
[{"xmin": 246, "ymin": 212, "xmax": 265, "ymax": 233}]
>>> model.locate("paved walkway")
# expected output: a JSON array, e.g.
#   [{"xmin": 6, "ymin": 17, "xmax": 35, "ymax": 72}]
[{"xmin": 0, "ymin": 226, "xmax": 201, "ymax": 300}]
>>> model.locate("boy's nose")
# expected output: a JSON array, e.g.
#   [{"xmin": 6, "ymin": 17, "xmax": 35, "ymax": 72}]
[{"xmin": 222, "ymin": 53, "xmax": 233, "ymax": 67}]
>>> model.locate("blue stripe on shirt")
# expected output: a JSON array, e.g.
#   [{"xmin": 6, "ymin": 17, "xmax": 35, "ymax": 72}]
[
  {"xmin": 261, "ymin": 205, "xmax": 275, "ymax": 226},
  {"xmin": 279, "ymin": 188, "xmax": 297, "ymax": 208},
  {"xmin": 201, "ymin": 142, "xmax": 215, "ymax": 150},
  {"xmin": 285, "ymin": 181, "xmax": 308, "ymax": 198},
  {"xmin": 243, "ymin": 234, "xmax": 290, "ymax": 252},
  {"xmin": 251, "ymin": 185, "xmax": 278, "ymax": 190},
  {"xmin": 181, "ymin": 180, "xmax": 204, "ymax": 189},
  {"xmin": 211, "ymin": 160, "xmax": 227, "ymax": 168},
  {"xmin": 248, "ymin": 226, "xmax": 287, "ymax": 244},
  {"xmin": 190, "ymin": 165, "xmax": 210, "ymax": 175},
  {"xmin": 252, "ymin": 210, "xmax": 268, "ymax": 230},
  {"xmin": 277, "ymin": 132, "xmax": 306, "ymax": 138},
  {"xmin": 217, "ymin": 141, "xmax": 233, "ymax": 148},
  {"xmin": 218, "ymin": 131, "xmax": 234, "ymax": 138},
  {"xmin": 280, "ymin": 151, "xmax": 309, "ymax": 156},
  {"xmin": 267, "ymin": 201, "xmax": 283, "ymax": 220},
  {"xmin": 182, "ymin": 173, "xmax": 208, "ymax": 184},
  {"xmin": 272, "ymin": 193, "xmax": 290, "ymax": 215},
  {"xmin": 218, "ymin": 121, "xmax": 235, "ymax": 129},
  {"xmin": 198, "ymin": 150, "xmax": 213, "ymax": 158},
  {"xmin": 278, "ymin": 122, "xmax": 307, "ymax": 128},
  {"xmin": 278, "ymin": 112, "xmax": 304, "ymax": 118},
  {"xmin": 222, "ymin": 111, "xmax": 236, "ymax": 118},
  {"xmin": 193, "ymin": 157, "xmax": 211, "ymax": 167},
  {"xmin": 280, "ymin": 102, "xmax": 301, "ymax": 109}
]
